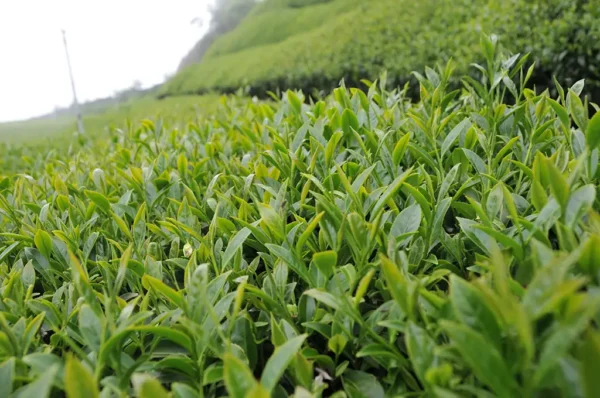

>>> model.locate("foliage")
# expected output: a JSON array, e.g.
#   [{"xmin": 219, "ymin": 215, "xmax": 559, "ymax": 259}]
[
  {"xmin": 1, "ymin": 38, "xmax": 600, "ymax": 397},
  {"xmin": 165, "ymin": 0, "xmax": 600, "ymax": 102}
]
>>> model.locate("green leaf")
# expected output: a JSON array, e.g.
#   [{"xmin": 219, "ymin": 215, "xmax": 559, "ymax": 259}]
[
  {"xmin": 258, "ymin": 203, "xmax": 284, "ymax": 240},
  {"xmin": 580, "ymin": 330, "xmax": 600, "ymax": 398},
  {"xmin": 110, "ymin": 211, "xmax": 133, "ymax": 240},
  {"xmin": 522, "ymin": 255, "xmax": 577, "ymax": 319},
  {"xmin": 222, "ymin": 227, "xmax": 251, "ymax": 271},
  {"xmin": 544, "ymin": 158, "xmax": 570, "ymax": 214},
  {"xmin": 486, "ymin": 183, "xmax": 503, "ymax": 220},
  {"xmin": 325, "ymin": 131, "xmax": 343, "ymax": 165},
  {"xmin": 132, "ymin": 326, "xmax": 193, "ymax": 351},
  {"xmin": 142, "ymin": 275, "xmax": 185, "ymax": 308},
  {"xmin": 533, "ymin": 297, "xmax": 600, "ymax": 386},
  {"xmin": 78, "ymin": 304, "xmax": 102, "ymax": 351},
  {"xmin": 266, "ymin": 244, "xmax": 312, "ymax": 285},
  {"xmin": 231, "ymin": 316, "xmax": 258, "ymax": 370},
  {"xmin": 493, "ymin": 136, "xmax": 520, "ymax": 167},
  {"xmin": 34, "ymin": 230, "xmax": 53, "ymax": 259},
  {"xmin": 132, "ymin": 202, "xmax": 147, "ymax": 243},
  {"xmin": 287, "ymin": 90, "xmax": 302, "ymax": 114},
  {"xmin": 100, "ymin": 326, "xmax": 192, "ymax": 364},
  {"xmin": 296, "ymin": 212, "xmax": 324, "ymax": 256},
  {"xmin": 392, "ymin": 133, "xmax": 411, "ymax": 166},
  {"xmin": 441, "ymin": 118, "xmax": 470, "ymax": 158},
  {"xmin": 379, "ymin": 255, "xmax": 408, "ymax": 315},
  {"xmin": 172, "ymin": 383, "xmax": 200, "ymax": 398},
  {"xmin": 579, "ymin": 234, "xmax": 600, "ymax": 275},
  {"xmin": 405, "ymin": 322, "xmax": 435, "ymax": 385},
  {"xmin": 480, "ymin": 33, "xmax": 495, "ymax": 65},
  {"xmin": 457, "ymin": 217, "xmax": 491, "ymax": 254},
  {"xmin": 449, "ymin": 275, "xmax": 502, "ymax": 347},
  {"xmin": 342, "ymin": 370, "xmax": 385, "ymax": 398},
  {"xmin": 531, "ymin": 180, "xmax": 548, "ymax": 213},
  {"xmin": 474, "ymin": 225, "xmax": 523, "ymax": 259},
  {"xmin": 312, "ymin": 251, "xmax": 337, "ymax": 280},
  {"xmin": 14, "ymin": 365, "xmax": 57, "ymax": 398},
  {"xmin": 0, "ymin": 358, "xmax": 15, "ymax": 397},
  {"xmin": 64, "ymin": 355, "xmax": 99, "ymax": 398},
  {"xmin": 132, "ymin": 375, "xmax": 170, "ymax": 398},
  {"xmin": 261, "ymin": 334, "xmax": 307, "ymax": 393},
  {"xmin": 84, "ymin": 190, "xmax": 111, "ymax": 213},
  {"xmin": 23, "ymin": 313, "xmax": 45, "ymax": 355},
  {"xmin": 431, "ymin": 197, "xmax": 452, "ymax": 243},
  {"xmin": 565, "ymin": 184, "xmax": 595, "ymax": 227},
  {"xmin": 371, "ymin": 167, "xmax": 413, "ymax": 217},
  {"xmin": 587, "ymin": 111, "xmax": 600, "ymax": 150},
  {"xmin": 202, "ymin": 364, "xmax": 224, "ymax": 386},
  {"xmin": 390, "ymin": 203, "xmax": 421, "ymax": 244},
  {"xmin": 304, "ymin": 289, "xmax": 342, "ymax": 311},
  {"xmin": 0, "ymin": 242, "xmax": 20, "ymax": 264},
  {"xmin": 21, "ymin": 260, "xmax": 36, "ymax": 287},
  {"xmin": 462, "ymin": 149, "xmax": 487, "ymax": 174},
  {"xmin": 441, "ymin": 321, "xmax": 515, "ymax": 397},
  {"xmin": 140, "ymin": 380, "xmax": 169, "ymax": 398},
  {"xmin": 403, "ymin": 182, "xmax": 432, "ymax": 222},
  {"xmin": 568, "ymin": 89, "xmax": 587, "ymax": 132},
  {"xmin": 437, "ymin": 164, "xmax": 460, "ymax": 203},
  {"xmin": 342, "ymin": 108, "xmax": 359, "ymax": 136},
  {"xmin": 328, "ymin": 334, "xmax": 348, "ymax": 356},
  {"xmin": 224, "ymin": 353, "xmax": 258, "ymax": 398},
  {"xmin": 547, "ymin": 98, "xmax": 570, "ymax": 130}
]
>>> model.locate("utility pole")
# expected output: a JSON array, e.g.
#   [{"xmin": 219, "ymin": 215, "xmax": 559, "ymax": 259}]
[{"xmin": 61, "ymin": 29, "xmax": 84, "ymax": 135}]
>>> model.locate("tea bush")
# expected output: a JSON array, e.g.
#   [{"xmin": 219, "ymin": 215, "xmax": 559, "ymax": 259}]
[
  {"xmin": 1, "ymin": 38, "xmax": 600, "ymax": 397},
  {"xmin": 162, "ymin": 0, "xmax": 600, "ymax": 101}
]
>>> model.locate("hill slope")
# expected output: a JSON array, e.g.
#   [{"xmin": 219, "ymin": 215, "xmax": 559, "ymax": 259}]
[{"xmin": 163, "ymin": 0, "xmax": 600, "ymax": 99}]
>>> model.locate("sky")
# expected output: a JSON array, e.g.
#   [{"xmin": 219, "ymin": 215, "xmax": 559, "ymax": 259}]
[{"xmin": 0, "ymin": 1, "xmax": 212, "ymax": 122}]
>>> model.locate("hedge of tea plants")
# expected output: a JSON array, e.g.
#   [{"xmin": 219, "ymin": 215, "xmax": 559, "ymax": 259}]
[
  {"xmin": 162, "ymin": 0, "xmax": 600, "ymax": 101},
  {"xmin": 1, "ymin": 39, "xmax": 600, "ymax": 397}
]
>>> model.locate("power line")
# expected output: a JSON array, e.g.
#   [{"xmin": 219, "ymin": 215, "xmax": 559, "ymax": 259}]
[{"xmin": 61, "ymin": 29, "xmax": 84, "ymax": 135}]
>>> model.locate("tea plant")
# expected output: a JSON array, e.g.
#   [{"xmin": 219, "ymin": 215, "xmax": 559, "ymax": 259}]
[{"xmin": 1, "ymin": 37, "xmax": 600, "ymax": 397}]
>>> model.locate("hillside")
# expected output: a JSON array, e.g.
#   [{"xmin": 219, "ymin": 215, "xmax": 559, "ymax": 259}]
[
  {"xmin": 163, "ymin": 0, "xmax": 600, "ymax": 100},
  {"xmin": 202, "ymin": 0, "xmax": 360, "ymax": 59}
]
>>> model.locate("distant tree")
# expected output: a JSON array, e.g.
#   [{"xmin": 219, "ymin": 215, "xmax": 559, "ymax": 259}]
[{"xmin": 178, "ymin": 0, "xmax": 257, "ymax": 70}]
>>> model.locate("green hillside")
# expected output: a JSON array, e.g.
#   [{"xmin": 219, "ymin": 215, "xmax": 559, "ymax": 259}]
[
  {"xmin": 163, "ymin": 0, "xmax": 600, "ymax": 99},
  {"xmin": 203, "ymin": 0, "xmax": 360, "ymax": 58}
]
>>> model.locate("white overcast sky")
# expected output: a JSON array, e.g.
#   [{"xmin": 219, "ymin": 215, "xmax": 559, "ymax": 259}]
[{"xmin": 0, "ymin": 1, "xmax": 212, "ymax": 122}]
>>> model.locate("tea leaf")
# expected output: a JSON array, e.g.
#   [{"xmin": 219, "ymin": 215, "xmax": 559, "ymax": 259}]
[
  {"xmin": 224, "ymin": 353, "xmax": 258, "ymax": 398},
  {"xmin": 587, "ymin": 111, "xmax": 600, "ymax": 150},
  {"xmin": 65, "ymin": 355, "xmax": 99, "ymax": 398},
  {"xmin": 441, "ymin": 321, "xmax": 515, "ymax": 397},
  {"xmin": 261, "ymin": 334, "xmax": 307, "ymax": 393}
]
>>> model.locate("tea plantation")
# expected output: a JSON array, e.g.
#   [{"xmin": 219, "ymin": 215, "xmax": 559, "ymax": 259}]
[
  {"xmin": 1, "ymin": 35, "xmax": 600, "ymax": 397},
  {"xmin": 162, "ymin": 0, "xmax": 600, "ymax": 101}
]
